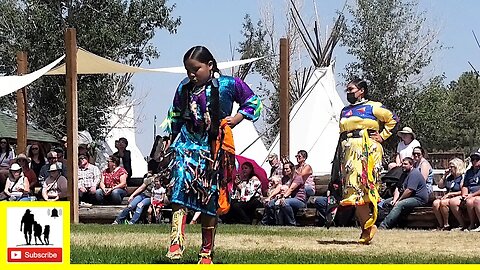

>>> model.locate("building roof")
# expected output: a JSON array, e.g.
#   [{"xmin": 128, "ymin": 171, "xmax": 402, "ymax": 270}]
[{"xmin": 0, "ymin": 112, "xmax": 58, "ymax": 143}]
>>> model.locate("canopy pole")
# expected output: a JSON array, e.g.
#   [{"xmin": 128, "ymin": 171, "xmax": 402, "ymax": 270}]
[
  {"xmin": 280, "ymin": 38, "xmax": 290, "ymax": 160},
  {"xmin": 16, "ymin": 52, "xmax": 28, "ymax": 154},
  {"xmin": 65, "ymin": 28, "xmax": 79, "ymax": 224}
]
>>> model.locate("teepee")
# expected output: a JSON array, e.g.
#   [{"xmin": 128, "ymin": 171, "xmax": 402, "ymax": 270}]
[
  {"xmin": 263, "ymin": 1, "xmax": 346, "ymax": 175},
  {"xmin": 265, "ymin": 64, "xmax": 343, "ymax": 175}
]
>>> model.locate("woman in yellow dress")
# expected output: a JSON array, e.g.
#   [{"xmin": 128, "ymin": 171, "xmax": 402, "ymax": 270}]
[{"xmin": 334, "ymin": 78, "xmax": 398, "ymax": 244}]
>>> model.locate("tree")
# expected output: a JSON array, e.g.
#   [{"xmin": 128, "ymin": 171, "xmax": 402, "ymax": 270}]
[
  {"xmin": 407, "ymin": 76, "xmax": 452, "ymax": 151},
  {"xmin": 406, "ymin": 72, "xmax": 480, "ymax": 155},
  {"xmin": 0, "ymin": 0, "xmax": 180, "ymax": 140},
  {"xmin": 341, "ymin": 0, "xmax": 441, "ymax": 129}
]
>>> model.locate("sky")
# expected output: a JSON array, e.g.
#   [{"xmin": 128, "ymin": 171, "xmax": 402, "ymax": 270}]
[{"xmin": 131, "ymin": 0, "xmax": 480, "ymax": 157}]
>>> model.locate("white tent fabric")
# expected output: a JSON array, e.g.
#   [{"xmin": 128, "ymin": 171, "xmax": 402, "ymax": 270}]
[
  {"xmin": 263, "ymin": 64, "xmax": 344, "ymax": 175},
  {"xmin": 46, "ymin": 48, "xmax": 263, "ymax": 75},
  {"xmin": 0, "ymin": 55, "xmax": 65, "ymax": 97},
  {"xmin": 231, "ymin": 104, "xmax": 268, "ymax": 166},
  {"xmin": 97, "ymin": 104, "xmax": 148, "ymax": 178}
]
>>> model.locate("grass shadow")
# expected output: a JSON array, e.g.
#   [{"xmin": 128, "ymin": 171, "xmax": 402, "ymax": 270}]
[{"xmin": 316, "ymin": 239, "xmax": 359, "ymax": 245}]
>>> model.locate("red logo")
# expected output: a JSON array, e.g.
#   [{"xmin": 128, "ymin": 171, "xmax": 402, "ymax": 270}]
[{"xmin": 7, "ymin": 247, "xmax": 62, "ymax": 263}]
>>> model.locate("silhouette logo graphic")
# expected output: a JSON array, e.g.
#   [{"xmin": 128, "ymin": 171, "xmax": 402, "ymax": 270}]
[{"xmin": 7, "ymin": 206, "xmax": 64, "ymax": 263}]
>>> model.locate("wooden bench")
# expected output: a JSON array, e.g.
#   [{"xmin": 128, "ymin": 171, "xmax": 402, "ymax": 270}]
[{"xmin": 79, "ymin": 178, "xmax": 145, "ymax": 224}]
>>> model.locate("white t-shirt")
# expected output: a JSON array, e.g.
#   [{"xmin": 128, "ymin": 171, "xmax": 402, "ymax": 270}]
[
  {"xmin": 152, "ymin": 186, "xmax": 166, "ymax": 203},
  {"xmin": 397, "ymin": 139, "xmax": 421, "ymax": 161}
]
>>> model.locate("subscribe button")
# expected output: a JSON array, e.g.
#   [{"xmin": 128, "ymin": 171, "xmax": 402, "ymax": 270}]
[{"xmin": 7, "ymin": 247, "xmax": 62, "ymax": 263}]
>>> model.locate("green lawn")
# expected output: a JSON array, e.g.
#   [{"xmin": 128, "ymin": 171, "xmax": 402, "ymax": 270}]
[{"xmin": 71, "ymin": 224, "xmax": 480, "ymax": 264}]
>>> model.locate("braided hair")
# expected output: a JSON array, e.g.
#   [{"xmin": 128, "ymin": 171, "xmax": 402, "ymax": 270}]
[{"xmin": 182, "ymin": 46, "xmax": 221, "ymax": 142}]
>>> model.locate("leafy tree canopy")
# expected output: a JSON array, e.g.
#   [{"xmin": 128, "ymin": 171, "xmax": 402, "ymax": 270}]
[{"xmin": 0, "ymin": 0, "xmax": 180, "ymax": 141}]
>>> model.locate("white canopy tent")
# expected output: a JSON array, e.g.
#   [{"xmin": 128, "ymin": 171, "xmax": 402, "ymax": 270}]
[
  {"xmin": 263, "ymin": 64, "xmax": 344, "ymax": 175},
  {"xmin": 46, "ymin": 47, "xmax": 263, "ymax": 75},
  {"xmin": 0, "ymin": 48, "xmax": 264, "ymax": 177},
  {"xmin": 0, "ymin": 55, "xmax": 64, "ymax": 97}
]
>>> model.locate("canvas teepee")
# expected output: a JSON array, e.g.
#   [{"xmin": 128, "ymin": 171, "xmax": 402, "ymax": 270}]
[
  {"xmin": 265, "ymin": 64, "xmax": 344, "ymax": 175},
  {"xmin": 263, "ymin": 1, "xmax": 346, "ymax": 175}
]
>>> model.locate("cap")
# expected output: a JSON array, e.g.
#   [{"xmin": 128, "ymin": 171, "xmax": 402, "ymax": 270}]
[
  {"xmin": 48, "ymin": 162, "xmax": 62, "ymax": 172},
  {"xmin": 397, "ymin": 127, "xmax": 415, "ymax": 139},
  {"xmin": 470, "ymin": 149, "xmax": 480, "ymax": 159},
  {"xmin": 267, "ymin": 153, "xmax": 278, "ymax": 161}
]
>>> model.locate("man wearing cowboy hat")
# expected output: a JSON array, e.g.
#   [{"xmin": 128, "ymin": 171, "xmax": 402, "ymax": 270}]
[{"xmin": 390, "ymin": 127, "xmax": 421, "ymax": 169}]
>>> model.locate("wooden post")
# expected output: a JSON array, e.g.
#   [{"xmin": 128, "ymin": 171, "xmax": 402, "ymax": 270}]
[
  {"xmin": 16, "ymin": 52, "xmax": 28, "ymax": 154},
  {"xmin": 279, "ymin": 38, "xmax": 290, "ymax": 159},
  {"xmin": 65, "ymin": 28, "xmax": 79, "ymax": 223}
]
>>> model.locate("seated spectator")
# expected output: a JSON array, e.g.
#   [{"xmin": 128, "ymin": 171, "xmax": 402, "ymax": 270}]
[
  {"xmin": 267, "ymin": 153, "xmax": 283, "ymax": 178},
  {"xmin": 2, "ymin": 163, "xmax": 33, "ymax": 201},
  {"xmin": 27, "ymin": 142, "xmax": 46, "ymax": 180},
  {"xmin": 38, "ymin": 151, "xmax": 60, "ymax": 186},
  {"xmin": 262, "ymin": 161, "xmax": 306, "ymax": 226},
  {"xmin": 95, "ymin": 155, "xmax": 128, "ymax": 205},
  {"xmin": 412, "ymin": 146, "xmax": 434, "ymax": 200},
  {"xmin": 78, "ymin": 144, "xmax": 95, "ymax": 165},
  {"xmin": 265, "ymin": 175, "xmax": 282, "ymax": 200},
  {"xmin": 432, "ymin": 158, "xmax": 465, "ymax": 230},
  {"xmin": 15, "ymin": 154, "xmax": 37, "ymax": 191},
  {"xmin": 42, "ymin": 162, "xmax": 68, "ymax": 201},
  {"xmin": 148, "ymin": 177, "xmax": 169, "ymax": 224},
  {"xmin": 379, "ymin": 157, "xmax": 428, "ymax": 229},
  {"xmin": 113, "ymin": 137, "xmax": 132, "ymax": 180},
  {"xmin": 223, "ymin": 162, "xmax": 263, "ymax": 224},
  {"xmin": 113, "ymin": 174, "xmax": 159, "ymax": 224},
  {"xmin": 54, "ymin": 147, "xmax": 68, "ymax": 176},
  {"xmin": 78, "ymin": 154, "xmax": 101, "ymax": 206},
  {"xmin": 294, "ymin": 150, "xmax": 315, "ymax": 197},
  {"xmin": 450, "ymin": 150, "xmax": 480, "ymax": 231},
  {"xmin": 0, "ymin": 138, "xmax": 15, "ymax": 191},
  {"xmin": 388, "ymin": 127, "xmax": 420, "ymax": 170}
]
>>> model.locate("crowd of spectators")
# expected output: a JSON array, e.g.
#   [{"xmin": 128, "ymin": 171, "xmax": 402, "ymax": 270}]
[{"xmin": 2, "ymin": 130, "xmax": 480, "ymax": 232}]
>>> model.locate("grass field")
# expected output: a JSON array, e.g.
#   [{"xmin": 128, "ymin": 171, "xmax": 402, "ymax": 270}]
[{"xmin": 71, "ymin": 224, "xmax": 480, "ymax": 264}]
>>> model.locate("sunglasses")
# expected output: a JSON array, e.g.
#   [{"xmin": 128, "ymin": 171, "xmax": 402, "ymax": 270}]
[
  {"xmin": 412, "ymin": 153, "xmax": 422, "ymax": 156},
  {"xmin": 31, "ymin": 147, "xmax": 39, "ymax": 150},
  {"xmin": 0, "ymin": 141, "xmax": 7, "ymax": 144}
]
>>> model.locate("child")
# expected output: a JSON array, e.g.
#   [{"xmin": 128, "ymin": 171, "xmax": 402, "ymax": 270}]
[
  {"xmin": 148, "ymin": 177, "xmax": 168, "ymax": 223},
  {"xmin": 163, "ymin": 45, "xmax": 262, "ymax": 264}
]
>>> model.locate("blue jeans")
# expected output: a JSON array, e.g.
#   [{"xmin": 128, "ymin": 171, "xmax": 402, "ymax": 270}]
[
  {"xmin": 380, "ymin": 197, "xmax": 426, "ymax": 229},
  {"xmin": 261, "ymin": 199, "xmax": 278, "ymax": 225},
  {"xmin": 305, "ymin": 186, "xmax": 315, "ymax": 197},
  {"xmin": 279, "ymin": 198, "xmax": 306, "ymax": 226},
  {"xmin": 314, "ymin": 196, "xmax": 328, "ymax": 222},
  {"xmin": 116, "ymin": 194, "xmax": 151, "ymax": 224},
  {"xmin": 95, "ymin": 188, "xmax": 127, "ymax": 205}
]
